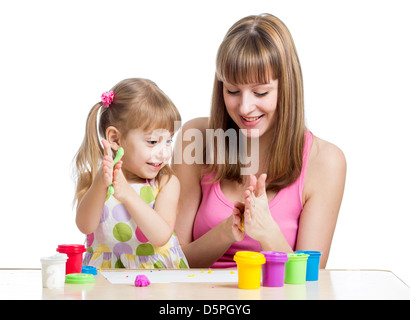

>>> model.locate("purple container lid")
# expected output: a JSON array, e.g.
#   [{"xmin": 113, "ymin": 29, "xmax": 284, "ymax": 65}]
[{"xmin": 261, "ymin": 251, "xmax": 289, "ymax": 262}]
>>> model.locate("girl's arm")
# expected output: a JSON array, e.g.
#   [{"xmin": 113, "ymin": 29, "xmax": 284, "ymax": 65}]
[
  {"xmin": 173, "ymin": 118, "xmax": 243, "ymax": 267},
  {"xmin": 76, "ymin": 139, "xmax": 115, "ymax": 235},
  {"xmin": 112, "ymin": 167, "xmax": 178, "ymax": 247},
  {"xmin": 76, "ymin": 169, "xmax": 107, "ymax": 234}
]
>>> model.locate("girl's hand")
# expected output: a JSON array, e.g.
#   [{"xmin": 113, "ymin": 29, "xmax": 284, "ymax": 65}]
[
  {"xmin": 101, "ymin": 139, "xmax": 114, "ymax": 187},
  {"xmin": 243, "ymin": 174, "xmax": 276, "ymax": 244},
  {"xmin": 112, "ymin": 161, "xmax": 134, "ymax": 203}
]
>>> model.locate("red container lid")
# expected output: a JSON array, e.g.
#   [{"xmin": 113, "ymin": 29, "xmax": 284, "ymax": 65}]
[{"xmin": 56, "ymin": 244, "xmax": 86, "ymax": 254}]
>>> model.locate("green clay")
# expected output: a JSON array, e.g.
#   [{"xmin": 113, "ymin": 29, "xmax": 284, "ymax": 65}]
[{"xmin": 105, "ymin": 147, "xmax": 124, "ymax": 201}]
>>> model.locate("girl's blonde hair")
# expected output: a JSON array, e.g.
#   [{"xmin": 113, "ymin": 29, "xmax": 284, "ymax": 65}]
[
  {"xmin": 208, "ymin": 13, "xmax": 306, "ymax": 192},
  {"xmin": 73, "ymin": 78, "xmax": 181, "ymax": 205}
]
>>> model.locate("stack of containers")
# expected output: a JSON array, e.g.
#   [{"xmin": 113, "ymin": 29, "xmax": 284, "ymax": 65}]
[
  {"xmin": 56, "ymin": 244, "xmax": 95, "ymax": 284},
  {"xmin": 234, "ymin": 250, "xmax": 322, "ymax": 289},
  {"xmin": 56, "ymin": 244, "xmax": 86, "ymax": 274}
]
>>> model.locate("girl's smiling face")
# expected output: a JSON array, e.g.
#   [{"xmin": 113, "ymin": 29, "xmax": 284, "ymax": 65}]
[
  {"xmin": 223, "ymin": 79, "xmax": 279, "ymax": 138},
  {"xmin": 119, "ymin": 128, "xmax": 173, "ymax": 183}
]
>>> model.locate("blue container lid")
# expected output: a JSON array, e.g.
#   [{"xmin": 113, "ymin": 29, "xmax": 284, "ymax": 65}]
[
  {"xmin": 82, "ymin": 266, "xmax": 97, "ymax": 275},
  {"xmin": 295, "ymin": 250, "xmax": 322, "ymax": 258}
]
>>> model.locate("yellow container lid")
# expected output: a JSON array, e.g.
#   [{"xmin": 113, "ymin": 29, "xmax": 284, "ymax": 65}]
[{"xmin": 234, "ymin": 251, "xmax": 266, "ymax": 265}]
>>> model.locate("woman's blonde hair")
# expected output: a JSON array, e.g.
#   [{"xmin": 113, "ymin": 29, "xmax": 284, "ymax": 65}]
[
  {"xmin": 73, "ymin": 78, "xmax": 181, "ymax": 205},
  {"xmin": 207, "ymin": 13, "xmax": 306, "ymax": 192}
]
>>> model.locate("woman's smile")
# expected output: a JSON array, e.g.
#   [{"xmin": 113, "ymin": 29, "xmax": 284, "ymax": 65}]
[{"xmin": 240, "ymin": 114, "xmax": 264, "ymax": 127}]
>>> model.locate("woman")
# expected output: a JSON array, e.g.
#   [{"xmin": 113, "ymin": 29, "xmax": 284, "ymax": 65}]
[{"xmin": 173, "ymin": 13, "xmax": 346, "ymax": 268}]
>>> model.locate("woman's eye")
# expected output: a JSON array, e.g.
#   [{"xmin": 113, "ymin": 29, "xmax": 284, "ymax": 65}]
[
  {"xmin": 147, "ymin": 140, "xmax": 158, "ymax": 145},
  {"xmin": 226, "ymin": 89, "xmax": 239, "ymax": 95},
  {"xmin": 255, "ymin": 91, "xmax": 268, "ymax": 97}
]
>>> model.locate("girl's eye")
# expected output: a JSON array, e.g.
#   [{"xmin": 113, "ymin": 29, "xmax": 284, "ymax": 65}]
[
  {"xmin": 147, "ymin": 140, "xmax": 158, "ymax": 145},
  {"xmin": 255, "ymin": 91, "xmax": 268, "ymax": 97},
  {"xmin": 166, "ymin": 139, "xmax": 173, "ymax": 144}
]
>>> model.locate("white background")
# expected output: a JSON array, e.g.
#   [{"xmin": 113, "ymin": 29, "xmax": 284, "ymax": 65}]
[{"xmin": 1, "ymin": 0, "xmax": 409, "ymax": 286}]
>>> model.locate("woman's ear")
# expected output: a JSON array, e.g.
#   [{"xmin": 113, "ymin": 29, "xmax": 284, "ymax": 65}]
[{"xmin": 105, "ymin": 126, "xmax": 121, "ymax": 151}]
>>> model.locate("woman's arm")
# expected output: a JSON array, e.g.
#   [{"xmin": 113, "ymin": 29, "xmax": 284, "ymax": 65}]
[
  {"xmin": 172, "ymin": 118, "xmax": 205, "ymax": 246},
  {"xmin": 295, "ymin": 137, "xmax": 346, "ymax": 268},
  {"xmin": 242, "ymin": 137, "xmax": 346, "ymax": 263},
  {"xmin": 180, "ymin": 217, "xmax": 240, "ymax": 267},
  {"xmin": 173, "ymin": 117, "xmax": 243, "ymax": 267}
]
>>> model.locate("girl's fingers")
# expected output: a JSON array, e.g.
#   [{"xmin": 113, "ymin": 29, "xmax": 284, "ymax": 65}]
[
  {"xmin": 114, "ymin": 160, "xmax": 122, "ymax": 170},
  {"xmin": 101, "ymin": 139, "xmax": 112, "ymax": 158}
]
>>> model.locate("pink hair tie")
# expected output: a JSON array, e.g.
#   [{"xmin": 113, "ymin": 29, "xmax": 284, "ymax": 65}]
[{"xmin": 101, "ymin": 90, "xmax": 114, "ymax": 108}]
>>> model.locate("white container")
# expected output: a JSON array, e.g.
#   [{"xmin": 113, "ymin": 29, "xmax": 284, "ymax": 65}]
[{"xmin": 40, "ymin": 253, "xmax": 68, "ymax": 288}]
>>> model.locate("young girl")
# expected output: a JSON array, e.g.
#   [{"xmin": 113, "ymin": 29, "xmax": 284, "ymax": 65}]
[{"xmin": 73, "ymin": 78, "xmax": 189, "ymax": 269}]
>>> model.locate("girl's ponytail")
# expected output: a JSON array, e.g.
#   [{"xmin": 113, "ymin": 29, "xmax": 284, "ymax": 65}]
[{"xmin": 73, "ymin": 102, "xmax": 104, "ymax": 206}]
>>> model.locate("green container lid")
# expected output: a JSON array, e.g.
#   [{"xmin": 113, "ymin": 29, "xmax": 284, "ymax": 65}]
[
  {"xmin": 65, "ymin": 273, "xmax": 95, "ymax": 284},
  {"xmin": 287, "ymin": 253, "xmax": 309, "ymax": 261}
]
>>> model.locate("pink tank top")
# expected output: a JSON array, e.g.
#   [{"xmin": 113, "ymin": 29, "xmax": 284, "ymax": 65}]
[{"xmin": 193, "ymin": 130, "xmax": 313, "ymax": 268}]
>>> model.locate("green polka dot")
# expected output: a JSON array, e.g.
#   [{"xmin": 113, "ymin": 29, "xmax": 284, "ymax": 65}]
[
  {"xmin": 113, "ymin": 223, "xmax": 132, "ymax": 242},
  {"xmin": 86, "ymin": 247, "xmax": 93, "ymax": 253},
  {"xmin": 140, "ymin": 186, "xmax": 155, "ymax": 204},
  {"xmin": 179, "ymin": 259, "xmax": 188, "ymax": 269},
  {"xmin": 115, "ymin": 259, "xmax": 125, "ymax": 268},
  {"xmin": 136, "ymin": 243, "xmax": 155, "ymax": 256},
  {"xmin": 154, "ymin": 261, "xmax": 164, "ymax": 269}
]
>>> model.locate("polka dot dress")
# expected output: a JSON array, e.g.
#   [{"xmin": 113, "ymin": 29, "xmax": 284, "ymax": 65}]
[{"xmin": 83, "ymin": 179, "xmax": 189, "ymax": 269}]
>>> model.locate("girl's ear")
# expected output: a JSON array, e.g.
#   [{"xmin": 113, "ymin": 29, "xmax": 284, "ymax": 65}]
[{"xmin": 105, "ymin": 126, "xmax": 122, "ymax": 151}]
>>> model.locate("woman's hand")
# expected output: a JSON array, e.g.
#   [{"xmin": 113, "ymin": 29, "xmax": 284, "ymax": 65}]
[
  {"xmin": 230, "ymin": 201, "xmax": 246, "ymax": 242},
  {"xmin": 243, "ymin": 174, "xmax": 277, "ymax": 245}
]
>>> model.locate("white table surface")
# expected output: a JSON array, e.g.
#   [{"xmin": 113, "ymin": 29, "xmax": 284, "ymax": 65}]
[{"xmin": 0, "ymin": 268, "xmax": 408, "ymax": 300}]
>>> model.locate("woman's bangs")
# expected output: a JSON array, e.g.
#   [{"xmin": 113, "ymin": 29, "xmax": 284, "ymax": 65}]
[{"xmin": 216, "ymin": 37, "xmax": 278, "ymax": 85}]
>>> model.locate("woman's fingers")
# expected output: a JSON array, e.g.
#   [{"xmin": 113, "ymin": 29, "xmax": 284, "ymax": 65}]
[{"xmin": 255, "ymin": 173, "xmax": 267, "ymax": 198}]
